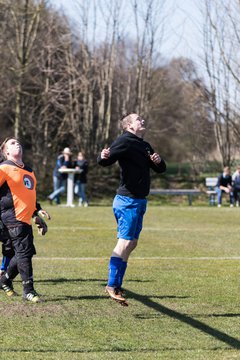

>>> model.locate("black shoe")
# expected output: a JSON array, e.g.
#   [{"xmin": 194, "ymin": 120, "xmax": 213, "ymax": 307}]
[{"xmin": 47, "ymin": 197, "xmax": 53, "ymax": 205}]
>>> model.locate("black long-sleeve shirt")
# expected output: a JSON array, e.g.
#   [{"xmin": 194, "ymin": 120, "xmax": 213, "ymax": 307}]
[
  {"xmin": 97, "ymin": 131, "xmax": 166, "ymax": 198},
  {"xmin": 217, "ymin": 173, "xmax": 232, "ymax": 188}
]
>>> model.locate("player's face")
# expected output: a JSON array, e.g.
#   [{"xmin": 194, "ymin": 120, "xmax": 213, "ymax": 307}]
[
  {"xmin": 5, "ymin": 139, "xmax": 22, "ymax": 158},
  {"xmin": 129, "ymin": 114, "xmax": 146, "ymax": 135}
]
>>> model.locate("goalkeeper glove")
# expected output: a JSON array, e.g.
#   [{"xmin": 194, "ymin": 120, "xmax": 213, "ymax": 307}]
[{"xmin": 33, "ymin": 216, "xmax": 48, "ymax": 236}]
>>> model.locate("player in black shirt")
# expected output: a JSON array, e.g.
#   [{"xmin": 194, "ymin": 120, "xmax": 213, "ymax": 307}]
[{"xmin": 97, "ymin": 113, "xmax": 166, "ymax": 305}]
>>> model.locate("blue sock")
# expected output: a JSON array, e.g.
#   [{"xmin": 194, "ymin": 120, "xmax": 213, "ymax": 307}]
[
  {"xmin": 117, "ymin": 261, "xmax": 127, "ymax": 288},
  {"xmin": 107, "ymin": 257, "xmax": 123, "ymax": 287},
  {"xmin": 1, "ymin": 256, "xmax": 11, "ymax": 271}
]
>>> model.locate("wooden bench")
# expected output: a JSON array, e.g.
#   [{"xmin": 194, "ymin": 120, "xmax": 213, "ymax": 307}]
[
  {"xmin": 205, "ymin": 177, "xmax": 218, "ymax": 205},
  {"xmin": 149, "ymin": 189, "xmax": 202, "ymax": 206}
]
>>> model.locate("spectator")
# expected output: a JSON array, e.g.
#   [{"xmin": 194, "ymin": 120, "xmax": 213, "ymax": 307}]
[
  {"xmin": 74, "ymin": 151, "xmax": 89, "ymax": 207},
  {"xmin": 48, "ymin": 147, "xmax": 72, "ymax": 205},
  {"xmin": 97, "ymin": 112, "xmax": 166, "ymax": 305},
  {"xmin": 215, "ymin": 166, "xmax": 234, "ymax": 207},
  {"xmin": 232, "ymin": 165, "xmax": 240, "ymax": 207}
]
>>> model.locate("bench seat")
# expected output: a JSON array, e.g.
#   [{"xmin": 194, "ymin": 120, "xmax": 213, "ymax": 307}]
[
  {"xmin": 149, "ymin": 189, "xmax": 202, "ymax": 205},
  {"xmin": 205, "ymin": 177, "xmax": 218, "ymax": 205}
]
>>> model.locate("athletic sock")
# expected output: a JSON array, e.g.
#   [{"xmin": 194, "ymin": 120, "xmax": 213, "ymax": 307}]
[
  {"xmin": 117, "ymin": 261, "xmax": 127, "ymax": 288},
  {"xmin": 0, "ymin": 256, "xmax": 11, "ymax": 272},
  {"xmin": 0, "ymin": 273, "xmax": 12, "ymax": 286},
  {"xmin": 22, "ymin": 279, "xmax": 34, "ymax": 294},
  {"xmin": 6, "ymin": 256, "xmax": 19, "ymax": 280},
  {"xmin": 107, "ymin": 256, "xmax": 123, "ymax": 287}
]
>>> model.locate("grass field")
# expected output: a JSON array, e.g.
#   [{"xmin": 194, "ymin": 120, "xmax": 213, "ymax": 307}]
[{"xmin": 0, "ymin": 204, "xmax": 239, "ymax": 360}]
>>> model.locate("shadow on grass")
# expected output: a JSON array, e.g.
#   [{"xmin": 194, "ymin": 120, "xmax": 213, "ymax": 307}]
[
  {"xmin": 0, "ymin": 346, "xmax": 230, "ymax": 354},
  {"xmin": 46, "ymin": 294, "xmax": 189, "ymax": 302},
  {"xmin": 135, "ymin": 313, "xmax": 240, "ymax": 319},
  {"xmin": 127, "ymin": 289, "xmax": 240, "ymax": 349},
  {"xmin": 35, "ymin": 278, "xmax": 105, "ymax": 283},
  {"xmin": 199, "ymin": 313, "xmax": 240, "ymax": 318},
  {"xmin": 129, "ymin": 294, "xmax": 190, "ymax": 300},
  {"xmin": 34, "ymin": 278, "xmax": 152, "ymax": 284},
  {"xmin": 46, "ymin": 295, "xmax": 107, "ymax": 302}
]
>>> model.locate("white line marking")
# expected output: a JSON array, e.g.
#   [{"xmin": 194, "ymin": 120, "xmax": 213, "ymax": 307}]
[
  {"xmin": 34, "ymin": 256, "xmax": 240, "ymax": 261},
  {"xmin": 50, "ymin": 227, "xmax": 108, "ymax": 230},
  {"xmin": 49, "ymin": 227, "xmax": 233, "ymax": 232}
]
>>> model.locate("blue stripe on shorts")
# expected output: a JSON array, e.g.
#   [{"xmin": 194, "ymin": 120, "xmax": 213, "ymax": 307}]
[{"xmin": 113, "ymin": 194, "xmax": 147, "ymax": 240}]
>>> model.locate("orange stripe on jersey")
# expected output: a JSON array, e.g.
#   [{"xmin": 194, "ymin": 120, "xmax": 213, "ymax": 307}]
[{"xmin": 0, "ymin": 162, "xmax": 37, "ymax": 225}]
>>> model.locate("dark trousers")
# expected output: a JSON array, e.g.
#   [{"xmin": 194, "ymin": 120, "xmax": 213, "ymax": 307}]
[
  {"xmin": 233, "ymin": 187, "xmax": 240, "ymax": 202},
  {"xmin": 2, "ymin": 237, "xmax": 15, "ymax": 258},
  {"xmin": 6, "ymin": 223, "xmax": 36, "ymax": 293}
]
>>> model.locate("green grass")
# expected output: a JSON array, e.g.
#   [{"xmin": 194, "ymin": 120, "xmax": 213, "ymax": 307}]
[{"xmin": 0, "ymin": 205, "xmax": 240, "ymax": 360}]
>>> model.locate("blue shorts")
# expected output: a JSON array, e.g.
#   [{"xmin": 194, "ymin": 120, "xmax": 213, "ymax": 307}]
[{"xmin": 113, "ymin": 195, "xmax": 147, "ymax": 240}]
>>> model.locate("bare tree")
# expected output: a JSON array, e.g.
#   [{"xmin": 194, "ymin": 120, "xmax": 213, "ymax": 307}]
[
  {"xmin": 131, "ymin": 0, "xmax": 166, "ymax": 116},
  {"xmin": 3, "ymin": 0, "xmax": 44, "ymax": 138},
  {"xmin": 25, "ymin": 9, "xmax": 73, "ymax": 182},
  {"xmin": 60, "ymin": 0, "xmax": 123, "ymax": 152},
  {"xmin": 148, "ymin": 57, "xmax": 215, "ymax": 173},
  {"xmin": 203, "ymin": 0, "xmax": 240, "ymax": 165}
]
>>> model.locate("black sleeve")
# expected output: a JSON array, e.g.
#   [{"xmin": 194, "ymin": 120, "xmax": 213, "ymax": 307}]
[
  {"xmin": 97, "ymin": 137, "xmax": 128, "ymax": 167},
  {"xmin": 146, "ymin": 142, "xmax": 167, "ymax": 174},
  {"xmin": 32, "ymin": 202, "xmax": 42, "ymax": 217},
  {"xmin": 150, "ymin": 158, "xmax": 167, "ymax": 173}
]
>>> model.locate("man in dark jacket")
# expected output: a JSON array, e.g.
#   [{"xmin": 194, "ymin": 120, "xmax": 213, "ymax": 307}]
[
  {"xmin": 215, "ymin": 166, "xmax": 234, "ymax": 207},
  {"xmin": 97, "ymin": 113, "xmax": 166, "ymax": 305},
  {"xmin": 48, "ymin": 147, "xmax": 72, "ymax": 205}
]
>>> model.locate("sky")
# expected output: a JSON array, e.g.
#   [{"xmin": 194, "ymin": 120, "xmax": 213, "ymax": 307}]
[{"xmin": 49, "ymin": 0, "xmax": 204, "ymax": 75}]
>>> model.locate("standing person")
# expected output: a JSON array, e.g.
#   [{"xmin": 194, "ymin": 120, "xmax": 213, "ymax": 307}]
[
  {"xmin": 48, "ymin": 147, "xmax": 72, "ymax": 205},
  {"xmin": 97, "ymin": 113, "xmax": 166, "ymax": 305},
  {"xmin": 0, "ymin": 137, "xmax": 50, "ymax": 302},
  {"xmin": 215, "ymin": 166, "xmax": 234, "ymax": 207},
  {"xmin": 74, "ymin": 151, "xmax": 89, "ymax": 207},
  {"xmin": 232, "ymin": 165, "xmax": 240, "ymax": 206},
  {"xmin": 0, "ymin": 151, "xmax": 50, "ymax": 277}
]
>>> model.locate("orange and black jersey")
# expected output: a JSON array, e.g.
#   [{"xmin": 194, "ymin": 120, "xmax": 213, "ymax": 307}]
[{"xmin": 0, "ymin": 160, "xmax": 38, "ymax": 226}]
